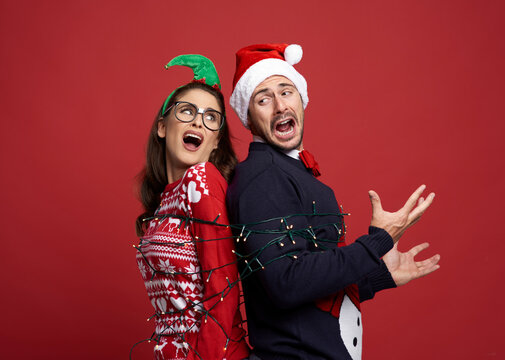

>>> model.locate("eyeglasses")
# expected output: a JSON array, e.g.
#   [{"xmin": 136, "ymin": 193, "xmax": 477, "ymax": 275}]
[{"xmin": 162, "ymin": 101, "xmax": 224, "ymax": 131}]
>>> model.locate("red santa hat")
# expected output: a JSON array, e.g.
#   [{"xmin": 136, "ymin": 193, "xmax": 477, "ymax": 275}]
[{"xmin": 230, "ymin": 43, "xmax": 309, "ymax": 128}]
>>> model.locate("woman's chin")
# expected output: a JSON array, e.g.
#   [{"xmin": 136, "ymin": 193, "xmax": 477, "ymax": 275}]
[{"xmin": 179, "ymin": 153, "xmax": 209, "ymax": 168}]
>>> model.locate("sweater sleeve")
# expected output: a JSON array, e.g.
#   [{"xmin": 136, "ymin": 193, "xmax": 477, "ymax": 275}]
[
  {"xmin": 357, "ymin": 228, "xmax": 397, "ymax": 302},
  {"xmin": 234, "ymin": 166, "xmax": 394, "ymax": 309},
  {"xmin": 357, "ymin": 260, "xmax": 397, "ymax": 302},
  {"xmin": 186, "ymin": 165, "xmax": 248, "ymax": 360}
]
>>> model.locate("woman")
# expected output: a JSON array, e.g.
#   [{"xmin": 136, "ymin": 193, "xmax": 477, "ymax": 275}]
[{"xmin": 135, "ymin": 54, "xmax": 249, "ymax": 360}]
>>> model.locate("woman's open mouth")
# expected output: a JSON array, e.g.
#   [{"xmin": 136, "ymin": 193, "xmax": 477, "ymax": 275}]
[{"xmin": 182, "ymin": 131, "xmax": 203, "ymax": 151}]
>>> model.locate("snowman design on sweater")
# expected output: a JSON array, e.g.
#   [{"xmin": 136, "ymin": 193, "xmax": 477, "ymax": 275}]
[{"xmin": 315, "ymin": 233, "xmax": 363, "ymax": 360}]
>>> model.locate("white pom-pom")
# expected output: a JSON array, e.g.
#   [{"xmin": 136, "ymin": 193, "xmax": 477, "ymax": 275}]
[{"xmin": 284, "ymin": 44, "xmax": 303, "ymax": 65}]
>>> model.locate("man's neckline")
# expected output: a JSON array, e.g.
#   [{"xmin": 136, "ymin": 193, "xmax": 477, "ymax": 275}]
[{"xmin": 252, "ymin": 135, "xmax": 300, "ymax": 160}]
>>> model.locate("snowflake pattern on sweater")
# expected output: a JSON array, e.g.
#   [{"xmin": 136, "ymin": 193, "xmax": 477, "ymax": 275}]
[{"xmin": 136, "ymin": 163, "xmax": 248, "ymax": 360}]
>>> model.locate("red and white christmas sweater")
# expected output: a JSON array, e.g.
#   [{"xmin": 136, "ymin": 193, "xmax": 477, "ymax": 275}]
[{"xmin": 137, "ymin": 162, "xmax": 249, "ymax": 360}]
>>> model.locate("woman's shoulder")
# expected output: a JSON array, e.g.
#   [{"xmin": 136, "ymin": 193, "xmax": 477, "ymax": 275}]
[
  {"xmin": 183, "ymin": 162, "xmax": 226, "ymax": 183},
  {"xmin": 181, "ymin": 162, "xmax": 227, "ymax": 200}
]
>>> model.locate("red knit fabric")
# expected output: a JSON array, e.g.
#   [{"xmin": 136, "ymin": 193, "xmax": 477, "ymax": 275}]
[
  {"xmin": 232, "ymin": 43, "xmax": 289, "ymax": 88},
  {"xmin": 137, "ymin": 162, "xmax": 249, "ymax": 360}
]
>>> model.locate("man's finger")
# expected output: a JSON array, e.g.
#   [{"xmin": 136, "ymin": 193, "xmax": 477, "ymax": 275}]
[
  {"xmin": 408, "ymin": 242, "xmax": 430, "ymax": 257},
  {"xmin": 402, "ymin": 184, "xmax": 427, "ymax": 212},
  {"xmin": 368, "ymin": 190, "xmax": 383, "ymax": 214},
  {"xmin": 415, "ymin": 254, "xmax": 441, "ymax": 268},
  {"xmin": 408, "ymin": 192, "xmax": 435, "ymax": 222},
  {"xmin": 417, "ymin": 263, "xmax": 441, "ymax": 278}
]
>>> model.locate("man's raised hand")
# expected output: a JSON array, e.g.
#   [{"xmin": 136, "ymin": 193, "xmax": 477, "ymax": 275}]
[
  {"xmin": 382, "ymin": 242, "xmax": 441, "ymax": 286},
  {"xmin": 368, "ymin": 185, "xmax": 435, "ymax": 243}
]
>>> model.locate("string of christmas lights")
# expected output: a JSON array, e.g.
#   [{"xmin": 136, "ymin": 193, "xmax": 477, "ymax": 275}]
[{"xmin": 131, "ymin": 201, "xmax": 349, "ymax": 360}]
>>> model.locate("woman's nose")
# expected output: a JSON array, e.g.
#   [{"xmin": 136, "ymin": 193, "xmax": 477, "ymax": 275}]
[{"xmin": 192, "ymin": 110, "xmax": 205, "ymax": 127}]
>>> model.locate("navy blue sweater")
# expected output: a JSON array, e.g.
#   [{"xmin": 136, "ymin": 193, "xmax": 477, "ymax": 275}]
[{"xmin": 226, "ymin": 142, "xmax": 396, "ymax": 360}]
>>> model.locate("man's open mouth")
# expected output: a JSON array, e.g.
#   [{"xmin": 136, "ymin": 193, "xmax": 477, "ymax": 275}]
[{"xmin": 274, "ymin": 118, "xmax": 295, "ymax": 137}]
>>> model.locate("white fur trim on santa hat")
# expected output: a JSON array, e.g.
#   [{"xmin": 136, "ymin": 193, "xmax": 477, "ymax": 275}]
[{"xmin": 230, "ymin": 58, "xmax": 309, "ymax": 128}]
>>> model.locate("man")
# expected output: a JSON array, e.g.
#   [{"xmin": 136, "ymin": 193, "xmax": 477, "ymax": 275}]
[{"xmin": 226, "ymin": 44, "xmax": 440, "ymax": 360}]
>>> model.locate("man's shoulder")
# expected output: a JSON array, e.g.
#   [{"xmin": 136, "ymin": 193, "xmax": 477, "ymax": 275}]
[
  {"xmin": 235, "ymin": 146, "xmax": 274, "ymax": 174},
  {"xmin": 231, "ymin": 144, "xmax": 297, "ymax": 189}
]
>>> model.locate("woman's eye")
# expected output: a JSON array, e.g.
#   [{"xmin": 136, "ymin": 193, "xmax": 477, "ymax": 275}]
[
  {"xmin": 181, "ymin": 108, "xmax": 194, "ymax": 115},
  {"xmin": 205, "ymin": 113, "xmax": 217, "ymax": 122}
]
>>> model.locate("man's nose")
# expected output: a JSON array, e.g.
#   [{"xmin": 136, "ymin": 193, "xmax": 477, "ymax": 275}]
[{"xmin": 273, "ymin": 96, "xmax": 288, "ymax": 113}]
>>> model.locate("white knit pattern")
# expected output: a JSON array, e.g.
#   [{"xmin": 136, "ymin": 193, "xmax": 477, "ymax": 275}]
[{"xmin": 137, "ymin": 163, "xmax": 210, "ymax": 359}]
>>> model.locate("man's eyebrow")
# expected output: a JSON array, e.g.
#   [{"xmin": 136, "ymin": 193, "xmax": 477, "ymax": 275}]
[
  {"xmin": 252, "ymin": 87, "xmax": 271, "ymax": 99},
  {"xmin": 252, "ymin": 83, "xmax": 295, "ymax": 99}
]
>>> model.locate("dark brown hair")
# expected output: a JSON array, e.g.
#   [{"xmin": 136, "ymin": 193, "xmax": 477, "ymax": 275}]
[{"xmin": 135, "ymin": 82, "xmax": 237, "ymax": 236}]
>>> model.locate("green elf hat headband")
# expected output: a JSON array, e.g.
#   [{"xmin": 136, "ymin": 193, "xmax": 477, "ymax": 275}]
[{"xmin": 161, "ymin": 54, "xmax": 222, "ymax": 116}]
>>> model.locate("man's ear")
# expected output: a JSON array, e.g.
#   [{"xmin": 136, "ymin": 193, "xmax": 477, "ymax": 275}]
[
  {"xmin": 157, "ymin": 119, "xmax": 166, "ymax": 138},
  {"xmin": 247, "ymin": 116, "xmax": 257, "ymax": 135}
]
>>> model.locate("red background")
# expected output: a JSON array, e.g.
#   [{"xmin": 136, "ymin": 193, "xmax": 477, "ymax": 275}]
[{"xmin": 1, "ymin": 0, "xmax": 504, "ymax": 359}]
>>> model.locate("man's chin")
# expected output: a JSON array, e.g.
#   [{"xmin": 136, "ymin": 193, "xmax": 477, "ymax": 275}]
[{"xmin": 268, "ymin": 135, "xmax": 303, "ymax": 152}]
